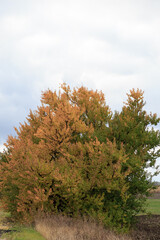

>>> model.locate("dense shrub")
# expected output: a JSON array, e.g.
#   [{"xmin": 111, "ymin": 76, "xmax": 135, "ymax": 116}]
[{"xmin": 0, "ymin": 84, "xmax": 159, "ymax": 231}]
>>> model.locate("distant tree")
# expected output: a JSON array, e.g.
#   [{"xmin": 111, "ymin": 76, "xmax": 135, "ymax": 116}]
[{"xmin": 0, "ymin": 85, "xmax": 159, "ymax": 231}]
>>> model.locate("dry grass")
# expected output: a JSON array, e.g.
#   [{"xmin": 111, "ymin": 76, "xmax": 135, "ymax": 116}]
[
  {"xmin": 35, "ymin": 214, "xmax": 132, "ymax": 240},
  {"xmin": 154, "ymin": 186, "xmax": 160, "ymax": 193},
  {"xmin": 149, "ymin": 186, "xmax": 160, "ymax": 199},
  {"xmin": 150, "ymin": 186, "xmax": 160, "ymax": 193}
]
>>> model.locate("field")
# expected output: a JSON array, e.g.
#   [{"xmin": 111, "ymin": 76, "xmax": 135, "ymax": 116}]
[
  {"xmin": 0, "ymin": 188, "xmax": 160, "ymax": 240},
  {"xmin": 146, "ymin": 199, "xmax": 160, "ymax": 215}
]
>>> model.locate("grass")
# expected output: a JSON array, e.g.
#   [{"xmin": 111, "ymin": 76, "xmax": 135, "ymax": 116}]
[
  {"xmin": 1, "ymin": 226, "xmax": 46, "ymax": 240},
  {"xmin": 33, "ymin": 200, "xmax": 160, "ymax": 240},
  {"xmin": 0, "ymin": 205, "xmax": 11, "ymax": 231},
  {"xmin": 145, "ymin": 199, "xmax": 160, "ymax": 215},
  {"xmin": 35, "ymin": 213, "xmax": 132, "ymax": 240},
  {"xmin": 0, "ymin": 204, "xmax": 46, "ymax": 240}
]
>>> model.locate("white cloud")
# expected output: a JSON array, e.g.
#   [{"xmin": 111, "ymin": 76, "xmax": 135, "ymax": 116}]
[
  {"xmin": 0, "ymin": 144, "xmax": 6, "ymax": 153},
  {"xmin": 0, "ymin": 0, "xmax": 160, "ymax": 180}
]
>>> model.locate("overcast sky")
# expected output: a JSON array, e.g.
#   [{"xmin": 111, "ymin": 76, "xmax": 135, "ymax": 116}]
[{"xmin": 0, "ymin": 0, "xmax": 160, "ymax": 180}]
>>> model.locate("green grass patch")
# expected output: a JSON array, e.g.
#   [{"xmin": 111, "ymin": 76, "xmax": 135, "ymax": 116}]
[
  {"xmin": 1, "ymin": 226, "xmax": 46, "ymax": 240},
  {"xmin": 0, "ymin": 204, "xmax": 45, "ymax": 240},
  {"xmin": 145, "ymin": 199, "xmax": 160, "ymax": 215}
]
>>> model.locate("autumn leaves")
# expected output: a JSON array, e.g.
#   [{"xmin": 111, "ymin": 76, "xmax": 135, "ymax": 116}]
[{"xmin": 0, "ymin": 85, "xmax": 159, "ymax": 231}]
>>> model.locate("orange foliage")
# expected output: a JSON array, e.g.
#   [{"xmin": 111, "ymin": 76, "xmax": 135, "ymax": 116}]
[{"xmin": 0, "ymin": 85, "xmax": 159, "ymax": 231}]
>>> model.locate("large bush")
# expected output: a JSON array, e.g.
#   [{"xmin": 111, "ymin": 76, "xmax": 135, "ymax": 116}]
[{"xmin": 0, "ymin": 84, "xmax": 160, "ymax": 231}]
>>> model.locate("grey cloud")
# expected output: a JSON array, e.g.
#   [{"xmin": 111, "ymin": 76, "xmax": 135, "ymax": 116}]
[{"xmin": 0, "ymin": 0, "xmax": 160, "ymax": 179}]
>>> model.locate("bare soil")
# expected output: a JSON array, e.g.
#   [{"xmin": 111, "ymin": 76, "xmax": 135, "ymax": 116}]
[{"xmin": 131, "ymin": 215, "xmax": 160, "ymax": 240}]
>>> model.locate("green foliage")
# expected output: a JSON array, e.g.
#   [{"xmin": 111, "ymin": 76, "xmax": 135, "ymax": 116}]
[
  {"xmin": 107, "ymin": 89, "xmax": 160, "ymax": 220},
  {"xmin": 0, "ymin": 85, "xmax": 160, "ymax": 232}
]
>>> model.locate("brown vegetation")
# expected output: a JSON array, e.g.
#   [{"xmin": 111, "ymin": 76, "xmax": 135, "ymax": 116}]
[
  {"xmin": 35, "ymin": 214, "xmax": 132, "ymax": 240},
  {"xmin": 35, "ymin": 214, "xmax": 160, "ymax": 240},
  {"xmin": 154, "ymin": 186, "xmax": 160, "ymax": 193},
  {"xmin": 150, "ymin": 186, "xmax": 160, "ymax": 193},
  {"xmin": 149, "ymin": 186, "xmax": 160, "ymax": 199}
]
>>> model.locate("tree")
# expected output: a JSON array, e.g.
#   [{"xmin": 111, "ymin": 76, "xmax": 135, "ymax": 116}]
[
  {"xmin": 108, "ymin": 89, "xmax": 160, "ymax": 198},
  {"xmin": 0, "ymin": 85, "xmax": 159, "ymax": 231}
]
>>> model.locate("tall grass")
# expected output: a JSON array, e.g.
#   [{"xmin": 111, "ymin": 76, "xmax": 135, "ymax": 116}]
[{"xmin": 35, "ymin": 214, "xmax": 132, "ymax": 240}]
